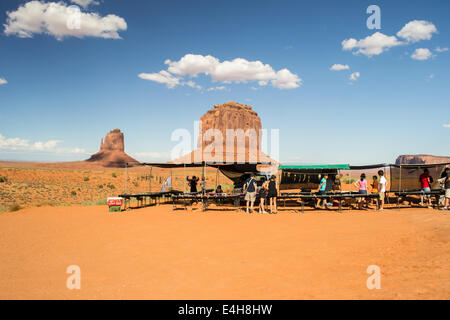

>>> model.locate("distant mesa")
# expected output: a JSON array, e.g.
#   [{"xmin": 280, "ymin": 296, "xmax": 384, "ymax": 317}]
[
  {"xmin": 395, "ymin": 154, "xmax": 450, "ymax": 165},
  {"xmin": 86, "ymin": 129, "xmax": 138, "ymax": 168},
  {"xmin": 174, "ymin": 101, "xmax": 277, "ymax": 164}
]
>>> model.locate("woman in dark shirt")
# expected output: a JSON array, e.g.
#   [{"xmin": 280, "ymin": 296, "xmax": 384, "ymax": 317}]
[
  {"xmin": 186, "ymin": 176, "xmax": 199, "ymax": 193},
  {"xmin": 268, "ymin": 175, "xmax": 278, "ymax": 214}
]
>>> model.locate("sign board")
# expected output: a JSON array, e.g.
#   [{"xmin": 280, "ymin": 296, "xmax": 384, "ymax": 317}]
[{"xmin": 107, "ymin": 197, "xmax": 123, "ymax": 207}]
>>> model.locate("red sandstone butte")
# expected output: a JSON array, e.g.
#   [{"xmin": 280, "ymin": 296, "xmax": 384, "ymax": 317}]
[
  {"xmin": 174, "ymin": 101, "xmax": 277, "ymax": 165},
  {"xmin": 86, "ymin": 129, "xmax": 138, "ymax": 167},
  {"xmin": 395, "ymin": 154, "xmax": 450, "ymax": 165}
]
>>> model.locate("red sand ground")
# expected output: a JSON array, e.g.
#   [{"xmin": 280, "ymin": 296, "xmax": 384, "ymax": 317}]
[{"xmin": 0, "ymin": 204, "xmax": 449, "ymax": 299}]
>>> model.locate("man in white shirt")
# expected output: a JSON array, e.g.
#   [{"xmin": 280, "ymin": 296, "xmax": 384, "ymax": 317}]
[{"xmin": 378, "ymin": 170, "xmax": 387, "ymax": 210}]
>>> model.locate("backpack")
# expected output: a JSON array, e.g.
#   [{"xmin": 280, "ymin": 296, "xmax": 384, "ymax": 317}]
[{"xmin": 246, "ymin": 178, "xmax": 256, "ymax": 192}]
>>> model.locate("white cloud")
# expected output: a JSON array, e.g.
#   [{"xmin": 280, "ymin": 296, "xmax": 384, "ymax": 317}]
[
  {"xmin": 166, "ymin": 54, "xmax": 219, "ymax": 77},
  {"xmin": 70, "ymin": 0, "xmax": 100, "ymax": 9},
  {"xmin": 210, "ymin": 58, "xmax": 277, "ymax": 83},
  {"xmin": 207, "ymin": 86, "xmax": 227, "ymax": 91},
  {"xmin": 0, "ymin": 133, "xmax": 86, "ymax": 154},
  {"xmin": 349, "ymin": 72, "xmax": 360, "ymax": 81},
  {"xmin": 411, "ymin": 48, "xmax": 433, "ymax": 60},
  {"xmin": 0, "ymin": 134, "xmax": 29, "ymax": 149},
  {"xmin": 443, "ymin": 124, "xmax": 450, "ymax": 128},
  {"xmin": 33, "ymin": 140, "xmax": 62, "ymax": 151},
  {"xmin": 138, "ymin": 71, "xmax": 180, "ymax": 89},
  {"xmin": 0, "ymin": 78, "xmax": 7, "ymax": 85},
  {"xmin": 435, "ymin": 46, "xmax": 448, "ymax": 53},
  {"xmin": 397, "ymin": 20, "xmax": 437, "ymax": 43},
  {"xmin": 4, "ymin": 1, "xmax": 127, "ymax": 40},
  {"xmin": 184, "ymin": 80, "xmax": 202, "ymax": 90},
  {"xmin": 154, "ymin": 54, "xmax": 302, "ymax": 90},
  {"xmin": 342, "ymin": 32, "xmax": 404, "ymax": 57},
  {"xmin": 271, "ymin": 69, "xmax": 302, "ymax": 89},
  {"xmin": 330, "ymin": 64, "xmax": 350, "ymax": 71}
]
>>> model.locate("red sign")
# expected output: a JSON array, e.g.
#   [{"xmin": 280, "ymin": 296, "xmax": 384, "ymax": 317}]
[{"xmin": 107, "ymin": 197, "xmax": 123, "ymax": 207}]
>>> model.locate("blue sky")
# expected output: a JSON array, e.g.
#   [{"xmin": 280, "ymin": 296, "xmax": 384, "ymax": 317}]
[{"xmin": 0, "ymin": 0, "xmax": 449, "ymax": 165}]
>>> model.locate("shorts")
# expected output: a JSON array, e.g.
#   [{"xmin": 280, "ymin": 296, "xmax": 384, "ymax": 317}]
[
  {"xmin": 446, "ymin": 189, "xmax": 450, "ymax": 199},
  {"xmin": 245, "ymin": 192, "xmax": 256, "ymax": 202},
  {"xmin": 318, "ymin": 190, "xmax": 326, "ymax": 196},
  {"xmin": 422, "ymin": 187, "xmax": 431, "ymax": 193},
  {"xmin": 259, "ymin": 190, "xmax": 268, "ymax": 198},
  {"xmin": 379, "ymin": 192, "xmax": 385, "ymax": 200},
  {"xmin": 359, "ymin": 190, "xmax": 368, "ymax": 195}
]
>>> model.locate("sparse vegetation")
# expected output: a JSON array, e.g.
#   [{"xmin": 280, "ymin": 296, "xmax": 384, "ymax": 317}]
[
  {"xmin": 83, "ymin": 177, "xmax": 90, "ymax": 182},
  {"xmin": 111, "ymin": 172, "xmax": 117, "ymax": 178},
  {"xmin": 8, "ymin": 203, "xmax": 21, "ymax": 212},
  {"xmin": 0, "ymin": 176, "xmax": 8, "ymax": 183},
  {"xmin": 0, "ymin": 165, "xmax": 231, "ymax": 209}
]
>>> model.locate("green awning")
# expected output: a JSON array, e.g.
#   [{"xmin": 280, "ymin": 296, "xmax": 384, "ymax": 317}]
[{"xmin": 279, "ymin": 164, "xmax": 350, "ymax": 170}]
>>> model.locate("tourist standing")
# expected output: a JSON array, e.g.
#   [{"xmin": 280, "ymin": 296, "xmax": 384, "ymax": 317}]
[
  {"xmin": 371, "ymin": 175, "xmax": 379, "ymax": 205},
  {"xmin": 419, "ymin": 168, "xmax": 433, "ymax": 207},
  {"xmin": 244, "ymin": 173, "xmax": 257, "ymax": 214},
  {"xmin": 187, "ymin": 176, "xmax": 199, "ymax": 193},
  {"xmin": 268, "ymin": 175, "xmax": 278, "ymax": 214},
  {"xmin": 443, "ymin": 171, "xmax": 450, "ymax": 210},
  {"xmin": 354, "ymin": 173, "xmax": 369, "ymax": 209},
  {"xmin": 316, "ymin": 175, "xmax": 328, "ymax": 209},
  {"xmin": 258, "ymin": 180, "xmax": 268, "ymax": 214},
  {"xmin": 378, "ymin": 170, "xmax": 387, "ymax": 210}
]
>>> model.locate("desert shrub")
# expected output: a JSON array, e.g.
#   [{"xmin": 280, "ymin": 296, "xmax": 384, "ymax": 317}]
[
  {"xmin": 94, "ymin": 198, "xmax": 107, "ymax": 205},
  {"xmin": 8, "ymin": 203, "xmax": 21, "ymax": 212},
  {"xmin": 0, "ymin": 176, "xmax": 8, "ymax": 183},
  {"xmin": 111, "ymin": 172, "xmax": 117, "ymax": 178},
  {"xmin": 98, "ymin": 184, "xmax": 104, "ymax": 189},
  {"xmin": 83, "ymin": 177, "xmax": 90, "ymax": 182},
  {"xmin": 133, "ymin": 181, "xmax": 139, "ymax": 187},
  {"xmin": 70, "ymin": 190, "xmax": 77, "ymax": 196},
  {"xmin": 107, "ymin": 183, "xmax": 115, "ymax": 189}
]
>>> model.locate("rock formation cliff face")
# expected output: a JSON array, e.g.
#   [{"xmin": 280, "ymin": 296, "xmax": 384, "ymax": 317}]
[
  {"xmin": 100, "ymin": 129, "xmax": 125, "ymax": 152},
  {"xmin": 86, "ymin": 129, "xmax": 138, "ymax": 167},
  {"xmin": 198, "ymin": 101, "xmax": 262, "ymax": 151},
  {"xmin": 174, "ymin": 101, "xmax": 276, "ymax": 164},
  {"xmin": 395, "ymin": 154, "xmax": 450, "ymax": 165}
]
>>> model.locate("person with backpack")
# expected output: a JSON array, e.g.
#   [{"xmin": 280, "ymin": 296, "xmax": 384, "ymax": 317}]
[{"xmin": 243, "ymin": 173, "xmax": 257, "ymax": 214}]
